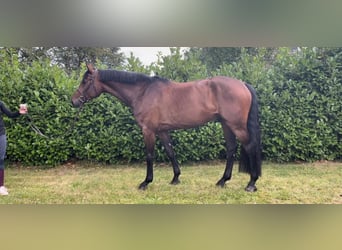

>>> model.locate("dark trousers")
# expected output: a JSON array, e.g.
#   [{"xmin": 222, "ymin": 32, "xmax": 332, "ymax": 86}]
[
  {"xmin": 0, "ymin": 134, "xmax": 7, "ymax": 186},
  {"xmin": 0, "ymin": 134, "xmax": 6, "ymax": 170}
]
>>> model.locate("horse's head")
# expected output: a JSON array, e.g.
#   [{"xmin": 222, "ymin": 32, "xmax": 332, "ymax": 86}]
[{"xmin": 71, "ymin": 64, "xmax": 102, "ymax": 108}]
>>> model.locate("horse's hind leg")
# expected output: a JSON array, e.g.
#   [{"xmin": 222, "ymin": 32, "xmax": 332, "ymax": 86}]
[
  {"xmin": 216, "ymin": 123, "xmax": 237, "ymax": 187},
  {"xmin": 158, "ymin": 132, "xmax": 181, "ymax": 185},
  {"xmin": 240, "ymin": 144, "xmax": 259, "ymax": 192}
]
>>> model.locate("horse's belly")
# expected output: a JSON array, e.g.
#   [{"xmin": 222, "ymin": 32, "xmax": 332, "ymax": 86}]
[{"xmin": 158, "ymin": 109, "xmax": 217, "ymax": 131}]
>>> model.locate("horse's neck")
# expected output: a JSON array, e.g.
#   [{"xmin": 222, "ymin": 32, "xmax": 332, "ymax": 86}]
[{"xmin": 103, "ymin": 81, "xmax": 147, "ymax": 108}]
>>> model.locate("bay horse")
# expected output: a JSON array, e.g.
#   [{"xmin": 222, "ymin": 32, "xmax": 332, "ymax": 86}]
[{"xmin": 71, "ymin": 64, "xmax": 262, "ymax": 192}]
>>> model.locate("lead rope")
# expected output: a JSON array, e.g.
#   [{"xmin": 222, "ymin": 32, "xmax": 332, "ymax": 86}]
[
  {"xmin": 25, "ymin": 107, "xmax": 83, "ymax": 139},
  {"xmin": 26, "ymin": 114, "xmax": 49, "ymax": 138}
]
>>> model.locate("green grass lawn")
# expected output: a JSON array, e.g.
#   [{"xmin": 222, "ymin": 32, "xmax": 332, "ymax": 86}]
[{"xmin": 1, "ymin": 161, "xmax": 341, "ymax": 204}]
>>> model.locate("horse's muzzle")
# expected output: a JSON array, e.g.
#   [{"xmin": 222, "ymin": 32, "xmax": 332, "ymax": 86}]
[{"xmin": 71, "ymin": 98, "xmax": 82, "ymax": 108}]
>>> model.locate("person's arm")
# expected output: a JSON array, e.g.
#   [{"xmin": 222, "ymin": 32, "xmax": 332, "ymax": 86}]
[{"xmin": 0, "ymin": 101, "xmax": 20, "ymax": 118}]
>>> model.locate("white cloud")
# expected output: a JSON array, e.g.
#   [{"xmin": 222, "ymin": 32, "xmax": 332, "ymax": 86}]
[
  {"xmin": 120, "ymin": 47, "xmax": 188, "ymax": 65},
  {"xmin": 120, "ymin": 47, "xmax": 171, "ymax": 65}
]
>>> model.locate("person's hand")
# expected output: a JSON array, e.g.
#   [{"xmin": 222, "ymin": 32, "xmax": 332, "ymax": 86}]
[{"xmin": 19, "ymin": 104, "xmax": 28, "ymax": 114}]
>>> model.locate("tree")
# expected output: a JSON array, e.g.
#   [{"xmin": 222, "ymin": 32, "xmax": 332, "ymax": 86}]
[
  {"xmin": 0, "ymin": 47, "xmax": 125, "ymax": 74},
  {"xmin": 151, "ymin": 47, "xmax": 207, "ymax": 81},
  {"xmin": 5, "ymin": 47, "xmax": 50, "ymax": 65},
  {"xmin": 50, "ymin": 47, "xmax": 124, "ymax": 73},
  {"xmin": 188, "ymin": 47, "xmax": 279, "ymax": 74},
  {"xmin": 195, "ymin": 47, "xmax": 241, "ymax": 73}
]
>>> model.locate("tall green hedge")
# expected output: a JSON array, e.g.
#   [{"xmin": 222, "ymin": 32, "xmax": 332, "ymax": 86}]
[
  {"xmin": 0, "ymin": 48, "xmax": 341, "ymax": 166},
  {"xmin": 0, "ymin": 49, "xmax": 77, "ymax": 165}
]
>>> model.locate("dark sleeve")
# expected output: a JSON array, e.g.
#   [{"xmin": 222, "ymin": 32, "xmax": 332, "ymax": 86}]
[{"xmin": 0, "ymin": 101, "xmax": 20, "ymax": 118}]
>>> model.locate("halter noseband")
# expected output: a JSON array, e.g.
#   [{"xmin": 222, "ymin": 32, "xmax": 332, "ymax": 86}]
[{"xmin": 77, "ymin": 89, "xmax": 90, "ymax": 105}]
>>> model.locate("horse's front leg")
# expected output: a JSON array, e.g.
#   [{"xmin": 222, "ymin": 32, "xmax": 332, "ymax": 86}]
[{"xmin": 138, "ymin": 128, "xmax": 156, "ymax": 190}]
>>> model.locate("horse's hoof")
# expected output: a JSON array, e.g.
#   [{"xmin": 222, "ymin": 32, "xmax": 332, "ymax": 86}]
[
  {"xmin": 216, "ymin": 179, "xmax": 226, "ymax": 188},
  {"xmin": 138, "ymin": 182, "xmax": 148, "ymax": 190},
  {"xmin": 245, "ymin": 185, "xmax": 257, "ymax": 192},
  {"xmin": 170, "ymin": 179, "xmax": 180, "ymax": 185}
]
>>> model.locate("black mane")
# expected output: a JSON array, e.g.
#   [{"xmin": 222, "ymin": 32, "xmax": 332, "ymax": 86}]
[{"xmin": 98, "ymin": 70, "xmax": 169, "ymax": 84}]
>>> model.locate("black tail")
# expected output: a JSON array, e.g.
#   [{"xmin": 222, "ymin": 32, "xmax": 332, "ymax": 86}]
[{"xmin": 239, "ymin": 83, "xmax": 262, "ymax": 177}]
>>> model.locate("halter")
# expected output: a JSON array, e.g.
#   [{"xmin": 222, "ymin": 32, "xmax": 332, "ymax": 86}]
[{"xmin": 77, "ymin": 71, "xmax": 99, "ymax": 105}]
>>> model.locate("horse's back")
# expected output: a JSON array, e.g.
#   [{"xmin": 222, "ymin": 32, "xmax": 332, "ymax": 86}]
[{"xmin": 165, "ymin": 76, "xmax": 252, "ymax": 121}]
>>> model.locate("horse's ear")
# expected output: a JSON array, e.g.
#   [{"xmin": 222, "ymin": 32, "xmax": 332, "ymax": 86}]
[{"xmin": 86, "ymin": 63, "xmax": 95, "ymax": 74}]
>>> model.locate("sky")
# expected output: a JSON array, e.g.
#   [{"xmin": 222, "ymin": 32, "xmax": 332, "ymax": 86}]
[{"xmin": 120, "ymin": 47, "xmax": 185, "ymax": 65}]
